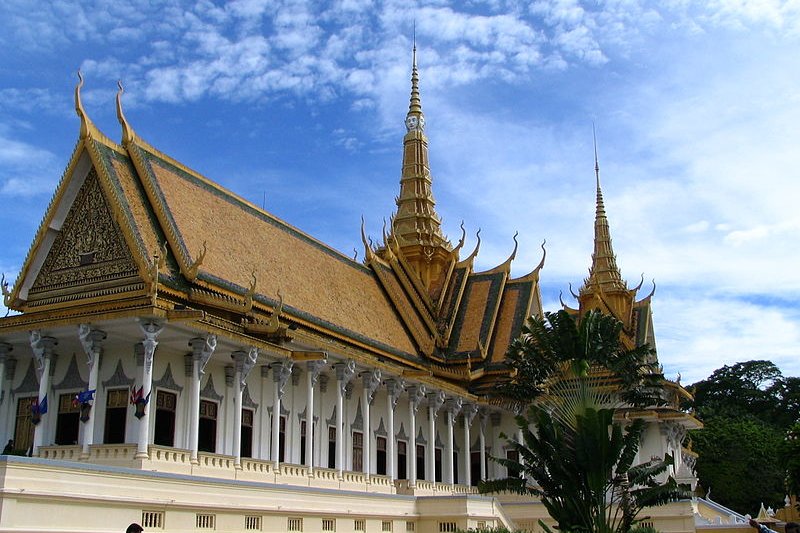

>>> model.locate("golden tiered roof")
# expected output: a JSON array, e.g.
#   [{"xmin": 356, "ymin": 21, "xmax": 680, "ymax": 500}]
[{"xmin": 2, "ymin": 58, "xmax": 546, "ymax": 395}]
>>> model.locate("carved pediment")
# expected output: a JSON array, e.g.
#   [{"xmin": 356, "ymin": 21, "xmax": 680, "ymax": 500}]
[{"xmin": 27, "ymin": 168, "xmax": 141, "ymax": 306}]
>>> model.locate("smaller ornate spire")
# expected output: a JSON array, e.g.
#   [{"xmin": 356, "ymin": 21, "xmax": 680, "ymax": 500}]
[{"xmin": 584, "ymin": 126, "xmax": 626, "ymax": 294}]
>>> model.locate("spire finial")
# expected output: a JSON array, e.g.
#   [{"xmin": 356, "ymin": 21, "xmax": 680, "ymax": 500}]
[
  {"xmin": 116, "ymin": 80, "xmax": 136, "ymax": 145},
  {"xmin": 413, "ymin": 21, "xmax": 417, "ymax": 65},
  {"xmin": 593, "ymin": 122, "xmax": 605, "ymax": 219},
  {"xmin": 593, "ymin": 122, "xmax": 600, "ymax": 189},
  {"xmin": 405, "ymin": 32, "xmax": 424, "ymax": 132}
]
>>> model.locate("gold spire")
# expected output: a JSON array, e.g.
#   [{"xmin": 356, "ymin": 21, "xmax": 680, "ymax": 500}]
[
  {"xmin": 383, "ymin": 44, "xmax": 453, "ymax": 299},
  {"xmin": 582, "ymin": 128, "xmax": 627, "ymax": 294}
]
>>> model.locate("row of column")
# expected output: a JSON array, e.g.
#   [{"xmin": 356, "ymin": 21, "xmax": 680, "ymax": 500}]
[{"xmin": 18, "ymin": 322, "xmax": 494, "ymax": 485}]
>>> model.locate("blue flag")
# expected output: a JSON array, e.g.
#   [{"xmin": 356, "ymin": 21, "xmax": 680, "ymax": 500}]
[
  {"xmin": 38, "ymin": 394, "xmax": 48, "ymax": 415},
  {"xmin": 77, "ymin": 389, "xmax": 95, "ymax": 404}
]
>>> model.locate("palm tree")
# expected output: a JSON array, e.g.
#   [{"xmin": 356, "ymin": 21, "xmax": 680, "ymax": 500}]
[{"xmin": 480, "ymin": 309, "xmax": 685, "ymax": 533}]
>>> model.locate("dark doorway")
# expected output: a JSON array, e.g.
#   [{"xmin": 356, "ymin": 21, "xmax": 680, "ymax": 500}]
[
  {"xmin": 397, "ymin": 440, "xmax": 407, "ymax": 480},
  {"xmin": 327, "ymin": 426, "xmax": 336, "ymax": 468},
  {"xmin": 416, "ymin": 444, "xmax": 425, "ymax": 480},
  {"xmin": 14, "ymin": 396, "xmax": 36, "ymax": 453},
  {"xmin": 154, "ymin": 390, "xmax": 176, "ymax": 446},
  {"xmin": 104, "ymin": 389, "xmax": 127, "ymax": 443},
  {"xmin": 55, "ymin": 393, "xmax": 79, "ymax": 445},
  {"xmin": 376, "ymin": 436, "xmax": 387, "ymax": 475},
  {"xmin": 241, "ymin": 408, "xmax": 253, "ymax": 458},
  {"xmin": 198, "ymin": 400, "xmax": 217, "ymax": 452}
]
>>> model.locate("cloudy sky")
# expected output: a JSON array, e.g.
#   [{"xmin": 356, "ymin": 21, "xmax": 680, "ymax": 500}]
[{"xmin": 1, "ymin": 0, "xmax": 798, "ymax": 384}]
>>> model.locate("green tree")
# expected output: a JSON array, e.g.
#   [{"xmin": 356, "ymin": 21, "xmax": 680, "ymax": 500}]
[
  {"xmin": 481, "ymin": 310, "xmax": 684, "ymax": 533},
  {"xmin": 691, "ymin": 417, "xmax": 785, "ymax": 515},
  {"xmin": 783, "ymin": 423, "xmax": 800, "ymax": 499},
  {"xmin": 688, "ymin": 360, "xmax": 799, "ymax": 514},
  {"xmin": 690, "ymin": 360, "xmax": 787, "ymax": 423}
]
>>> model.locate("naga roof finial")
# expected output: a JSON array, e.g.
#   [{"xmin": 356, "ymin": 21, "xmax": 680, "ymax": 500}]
[
  {"xmin": 116, "ymin": 80, "xmax": 136, "ymax": 145},
  {"xmin": 360, "ymin": 216, "xmax": 374, "ymax": 262},
  {"xmin": 75, "ymin": 70, "xmax": 90, "ymax": 139}
]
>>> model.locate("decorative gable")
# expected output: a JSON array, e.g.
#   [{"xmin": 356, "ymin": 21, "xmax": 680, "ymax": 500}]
[{"xmin": 26, "ymin": 167, "xmax": 142, "ymax": 308}]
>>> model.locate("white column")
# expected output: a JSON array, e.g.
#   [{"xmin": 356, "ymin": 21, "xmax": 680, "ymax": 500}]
[
  {"xmin": 444, "ymin": 398, "xmax": 461, "ymax": 485},
  {"xmin": 223, "ymin": 365, "xmax": 234, "ymax": 454},
  {"xmin": 360, "ymin": 370, "xmax": 381, "ymax": 476},
  {"xmin": 78, "ymin": 325, "xmax": 106, "ymax": 459},
  {"xmin": 479, "ymin": 418, "xmax": 487, "ymax": 482},
  {"xmin": 0, "ymin": 343, "xmax": 11, "ymax": 412},
  {"xmin": 136, "ymin": 321, "xmax": 163, "ymax": 459},
  {"xmin": 305, "ymin": 360, "xmax": 326, "ymax": 474},
  {"xmin": 271, "ymin": 360, "xmax": 293, "ymax": 469},
  {"xmin": 407, "ymin": 385, "xmax": 426, "ymax": 485},
  {"xmin": 233, "ymin": 347, "xmax": 258, "ymax": 468},
  {"xmin": 462, "ymin": 404, "xmax": 478, "ymax": 487},
  {"xmin": 490, "ymin": 411, "xmax": 501, "ymax": 479},
  {"xmin": 426, "ymin": 391, "xmax": 445, "ymax": 482},
  {"xmin": 188, "ymin": 335, "xmax": 216, "ymax": 463},
  {"xmin": 259, "ymin": 365, "xmax": 270, "ymax": 460},
  {"xmin": 127, "ymin": 344, "xmax": 144, "ymax": 444},
  {"xmin": 333, "ymin": 360, "xmax": 355, "ymax": 477},
  {"xmin": 385, "ymin": 378, "xmax": 404, "ymax": 481},
  {"xmin": 30, "ymin": 332, "xmax": 57, "ymax": 456},
  {"xmin": 0, "ymin": 343, "xmax": 13, "ymax": 444},
  {"xmin": 1, "ymin": 356, "xmax": 16, "ymax": 445},
  {"xmin": 232, "ymin": 352, "xmax": 244, "ymax": 467}
]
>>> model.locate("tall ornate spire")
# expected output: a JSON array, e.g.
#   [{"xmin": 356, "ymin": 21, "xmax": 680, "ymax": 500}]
[
  {"xmin": 384, "ymin": 44, "xmax": 452, "ymax": 298},
  {"xmin": 582, "ymin": 128, "xmax": 627, "ymax": 294}
]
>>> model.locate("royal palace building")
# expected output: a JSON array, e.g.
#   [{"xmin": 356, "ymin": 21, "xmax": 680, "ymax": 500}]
[{"xmin": 0, "ymin": 52, "xmax": 700, "ymax": 533}]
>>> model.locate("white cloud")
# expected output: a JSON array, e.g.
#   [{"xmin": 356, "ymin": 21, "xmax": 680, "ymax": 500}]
[
  {"xmin": 655, "ymin": 292, "xmax": 800, "ymax": 384},
  {"xmin": 0, "ymin": 131, "xmax": 59, "ymax": 197}
]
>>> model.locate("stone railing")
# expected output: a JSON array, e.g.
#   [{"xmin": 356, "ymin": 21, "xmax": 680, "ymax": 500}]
[
  {"xmin": 89, "ymin": 443, "xmax": 138, "ymax": 463},
  {"xmin": 38, "ymin": 445, "xmax": 82, "ymax": 461},
  {"xmin": 35, "ymin": 444, "xmax": 479, "ymax": 497},
  {"xmin": 451, "ymin": 483, "xmax": 479, "ymax": 494}
]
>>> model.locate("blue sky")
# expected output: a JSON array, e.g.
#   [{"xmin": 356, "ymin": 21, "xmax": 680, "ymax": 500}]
[{"xmin": 1, "ymin": 0, "xmax": 798, "ymax": 384}]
